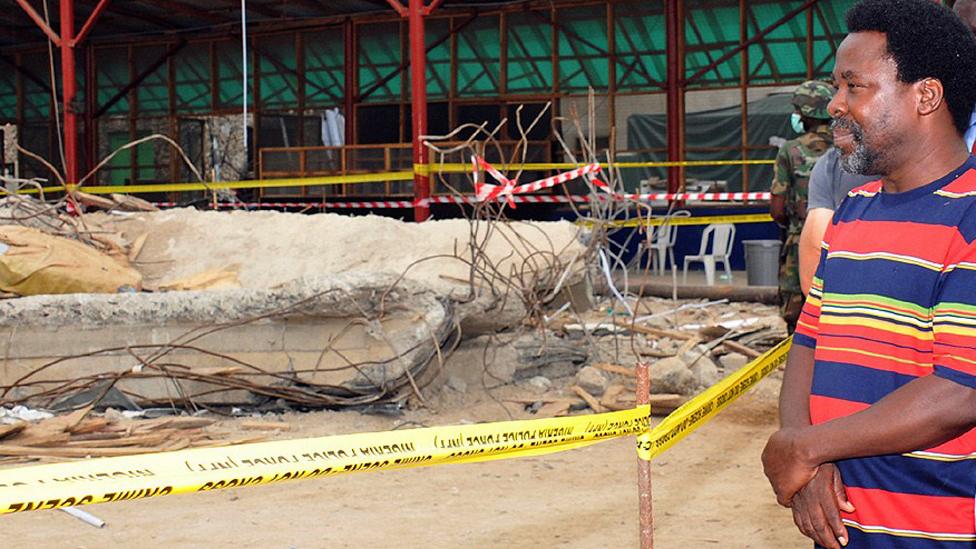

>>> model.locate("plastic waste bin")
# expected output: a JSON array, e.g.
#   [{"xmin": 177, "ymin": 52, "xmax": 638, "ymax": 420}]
[{"xmin": 742, "ymin": 239, "xmax": 781, "ymax": 286}]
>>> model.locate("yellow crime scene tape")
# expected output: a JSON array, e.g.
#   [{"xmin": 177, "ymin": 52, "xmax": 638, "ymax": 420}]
[
  {"xmin": 581, "ymin": 212, "xmax": 774, "ymax": 229},
  {"xmin": 625, "ymin": 212, "xmax": 774, "ymax": 227},
  {"xmin": 415, "ymin": 159, "xmax": 775, "ymax": 175},
  {"xmin": 638, "ymin": 337, "xmax": 790, "ymax": 460},
  {"xmin": 0, "ymin": 338, "xmax": 790, "ymax": 516},
  {"xmin": 7, "ymin": 159, "xmax": 773, "ymax": 197}
]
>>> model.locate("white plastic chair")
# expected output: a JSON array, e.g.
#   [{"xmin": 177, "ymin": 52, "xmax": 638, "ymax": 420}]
[
  {"xmin": 647, "ymin": 210, "xmax": 691, "ymax": 275},
  {"xmin": 683, "ymin": 223, "xmax": 735, "ymax": 286}
]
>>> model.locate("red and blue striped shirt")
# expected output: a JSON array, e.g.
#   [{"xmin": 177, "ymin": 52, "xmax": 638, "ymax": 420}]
[{"xmin": 795, "ymin": 156, "xmax": 976, "ymax": 548}]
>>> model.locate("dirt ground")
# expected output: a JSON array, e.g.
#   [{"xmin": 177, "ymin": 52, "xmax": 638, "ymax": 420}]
[{"xmin": 0, "ymin": 374, "xmax": 805, "ymax": 549}]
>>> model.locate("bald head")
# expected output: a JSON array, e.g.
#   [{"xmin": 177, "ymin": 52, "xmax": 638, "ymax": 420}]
[{"xmin": 954, "ymin": 0, "xmax": 976, "ymax": 33}]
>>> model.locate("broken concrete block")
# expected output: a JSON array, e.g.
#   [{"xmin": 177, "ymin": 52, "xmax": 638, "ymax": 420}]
[
  {"xmin": 446, "ymin": 376, "xmax": 468, "ymax": 394},
  {"xmin": 576, "ymin": 366, "xmax": 609, "ymax": 397},
  {"xmin": 441, "ymin": 335, "xmax": 520, "ymax": 384},
  {"xmin": 689, "ymin": 356, "xmax": 721, "ymax": 389},
  {"xmin": 719, "ymin": 352, "xmax": 749, "ymax": 371},
  {"xmin": 649, "ymin": 356, "xmax": 698, "ymax": 396},
  {"xmin": 678, "ymin": 345, "xmax": 722, "ymax": 391},
  {"xmin": 550, "ymin": 276, "xmax": 595, "ymax": 313},
  {"xmin": 526, "ymin": 376, "xmax": 553, "ymax": 392}
]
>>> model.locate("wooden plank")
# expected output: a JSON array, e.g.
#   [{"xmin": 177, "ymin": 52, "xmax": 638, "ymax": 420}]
[
  {"xmin": 572, "ymin": 385, "xmax": 607, "ymax": 413},
  {"xmin": 240, "ymin": 421, "xmax": 291, "ymax": 432},
  {"xmin": 8, "ymin": 432, "xmax": 72, "ymax": 447},
  {"xmin": 0, "ymin": 422, "xmax": 27, "ymax": 441},
  {"xmin": 502, "ymin": 397, "xmax": 581, "ymax": 405},
  {"xmin": 626, "ymin": 323, "xmax": 694, "ymax": 341},
  {"xmin": 133, "ymin": 417, "xmax": 216, "ymax": 432},
  {"xmin": 0, "ymin": 444, "xmax": 170, "ymax": 458},
  {"xmin": 42, "ymin": 405, "xmax": 94, "ymax": 434},
  {"xmin": 63, "ymin": 432, "xmax": 175, "ymax": 448},
  {"xmin": 637, "ymin": 349, "xmax": 675, "ymax": 359},
  {"xmin": 535, "ymin": 401, "xmax": 571, "ymax": 418},
  {"xmin": 723, "ymin": 340, "xmax": 762, "ymax": 358},
  {"xmin": 600, "ymin": 384, "xmax": 630, "ymax": 411},
  {"xmin": 69, "ymin": 418, "xmax": 111, "ymax": 435},
  {"xmin": 649, "ymin": 394, "xmax": 687, "ymax": 416},
  {"xmin": 676, "ymin": 338, "xmax": 703, "ymax": 356}
]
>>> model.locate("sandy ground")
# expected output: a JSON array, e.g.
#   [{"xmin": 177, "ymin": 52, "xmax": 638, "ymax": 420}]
[{"xmin": 0, "ymin": 377, "xmax": 805, "ymax": 549}]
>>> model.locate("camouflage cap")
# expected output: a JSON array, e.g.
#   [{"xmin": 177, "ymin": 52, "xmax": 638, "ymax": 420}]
[{"xmin": 791, "ymin": 80, "xmax": 833, "ymax": 120}]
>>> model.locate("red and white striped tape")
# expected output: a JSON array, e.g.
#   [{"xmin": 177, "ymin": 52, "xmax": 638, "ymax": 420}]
[
  {"xmin": 474, "ymin": 156, "xmax": 602, "ymax": 206},
  {"xmin": 152, "ymin": 192, "xmax": 771, "ymax": 210}
]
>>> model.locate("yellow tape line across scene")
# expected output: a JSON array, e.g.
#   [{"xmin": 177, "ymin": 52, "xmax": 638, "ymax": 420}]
[
  {"xmin": 77, "ymin": 171, "xmax": 415, "ymax": 195},
  {"xmin": 584, "ymin": 213, "xmax": 774, "ymax": 229},
  {"xmin": 7, "ymin": 160, "xmax": 774, "ymax": 197},
  {"xmin": 0, "ymin": 338, "xmax": 790, "ymax": 515},
  {"xmin": 414, "ymin": 160, "xmax": 776, "ymax": 175}
]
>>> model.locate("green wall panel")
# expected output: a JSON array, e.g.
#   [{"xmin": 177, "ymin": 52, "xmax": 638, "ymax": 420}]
[
  {"xmin": 456, "ymin": 15, "xmax": 500, "ymax": 96},
  {"xmin": 258, "ymin": 35, "xmax": 298, "ymax": 108},
  {"xmin": 304, "ymin": 29, "xmax": 344, "ymax": 106},
  {"xmin": 557, "ymin": 6, "xmax": 609, "ymax": 92},
  {"xmin": 684, "ymin": 3, "xmax": 740, "ymax": 88},
  {"xmin": 507, "ymin": 14, "xmax": 551, "ymax": 94},
  {"xmin": 425, "ymin": 18, "xmax": 451, "ymax": 99},
  {"xmin": 0, "ymin": 70, "xmax": 14, "ymax": 120},
  {"xmin": 359, "ymin": 22, "xmax": 401, "ymax": 103},
  {"xmin": 95, "ymin": 47, "xmax": 128, "ymax": 117},
  {"xmin": 134, "ymin": 45, "xmax": 169, "ymax": 115},
  {"xmin": 614, "ymin": 3, "xmax": 665, "ymax": 91},
  {"xmin": 174, "ymin": 46, "xmax": 212, "ymax": 112},
  {"xmin": 215, "ymin": 40, "xmax": 251, "ymax": 108}
]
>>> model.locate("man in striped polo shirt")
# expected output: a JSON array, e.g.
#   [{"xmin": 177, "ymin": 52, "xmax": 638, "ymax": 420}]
[{"xmin": 762, "ymin": 1, "xmax": 976, "ymax": 547}]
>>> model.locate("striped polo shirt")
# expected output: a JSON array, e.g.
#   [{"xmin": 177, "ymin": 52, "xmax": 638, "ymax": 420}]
[{"xmin": 795, "ymin": 156, "xmax": 976, "ymax": 548}]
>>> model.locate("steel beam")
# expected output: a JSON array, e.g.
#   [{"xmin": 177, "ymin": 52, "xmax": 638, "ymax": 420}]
[
  {"xmin": 665, "ymin": 0, "xmax": 683, "ymax": 193},
  {"xmin": 408, "ymin": 0, "xmax": 429, "ymax": 221},
  {"xmin": 61, "ymin": 0, "xmax": 79, "ymax": 184},
  {"xmin": 739, "ymin": 0, "xmax": 749, "ymax": 195},
  {"xmin": 74, "ymin": 0, "xmax": 111, "ymax": 45},
  {"xmin": 357, "ymin": 12, "xmax": 475, "ymax": 103},
  {"xmin": 130, "ymin": 0, "xmax": 224, "ymax": 25},
  {"xmin": 14, "ymin": 0, "xmax": 62, "ymax": 45},
  {"xmin": 424, "ymin": 0, "xmax": 444, "ymax": 17},
  {"xmin": 386, "ymin": 0, "xmax": 407, "ymax": 18}
]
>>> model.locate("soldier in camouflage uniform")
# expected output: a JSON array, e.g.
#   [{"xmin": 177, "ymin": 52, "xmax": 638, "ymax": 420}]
[{"xmin": 770, "ymin": 80, "xmax": 834, "ymax": 333}]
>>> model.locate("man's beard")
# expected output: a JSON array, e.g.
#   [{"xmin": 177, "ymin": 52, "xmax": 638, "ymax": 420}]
[{"xmin": 831, "ymin": 117, "xmax": 881, "ymax": 175}]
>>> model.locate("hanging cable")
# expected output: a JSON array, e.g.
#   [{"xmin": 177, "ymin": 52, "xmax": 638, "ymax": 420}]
[
  {"xmin": 240, "ymin": 0, "xmax": 249, "ymax": 158},
  {"xmin": 42, "ymin": 0, "xmax": 67, "ymax": 176}
]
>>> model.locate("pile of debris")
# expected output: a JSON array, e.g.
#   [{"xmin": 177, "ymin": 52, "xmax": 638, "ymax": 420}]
[
  {"xmin": 0, "ymin": 405, "xmax": 253, "ymax": 461},
  {"xmin": 0, "ymin": 199, "xmax": 592, "ymax": 417},
  {"xmin": 441, "ymin": 295, "xmax": 786, "ymax": 417}
]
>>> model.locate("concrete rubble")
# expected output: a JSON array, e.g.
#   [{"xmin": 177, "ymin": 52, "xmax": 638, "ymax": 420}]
[
  {"xmin": 0, "ymin": 202, "xmax": 788, "ymax": 415},
  {"xmin": 0, "ymin": 206, "xmax": 591, "ymax": 409}
]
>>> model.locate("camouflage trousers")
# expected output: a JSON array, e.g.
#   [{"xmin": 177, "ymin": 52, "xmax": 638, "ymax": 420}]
[{"xmin": 779, "ymin": 240, "xmax": 804, "ymax": 333}]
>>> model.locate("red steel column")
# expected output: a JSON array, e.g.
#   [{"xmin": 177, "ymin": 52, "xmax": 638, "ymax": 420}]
[
  {"xmin": 60, "ymin": 0, "xmax": 79, "ymax": 185},
  {"xmin": 665, "ymin": 0, "xmax": 682, "ymax": 194},
  {"xmin": 409, "ymin": 0, "xmax": 430, "ymax": 222}
]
